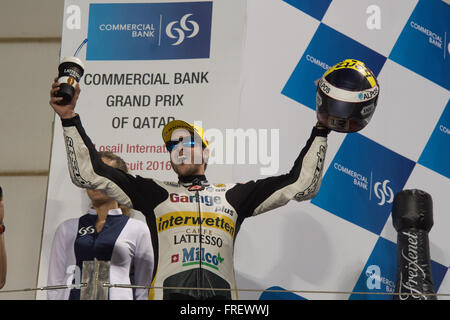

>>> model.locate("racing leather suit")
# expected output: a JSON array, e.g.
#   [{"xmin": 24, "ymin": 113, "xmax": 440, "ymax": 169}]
[{"xmin": 61, "ymin": 115, "xmax": 329, "ymax": 300}]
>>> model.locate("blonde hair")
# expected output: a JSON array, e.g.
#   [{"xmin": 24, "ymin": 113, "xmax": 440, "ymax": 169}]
[{"xmin": 98, "ymin": 151, "xmax": 132, "ymax": 216}]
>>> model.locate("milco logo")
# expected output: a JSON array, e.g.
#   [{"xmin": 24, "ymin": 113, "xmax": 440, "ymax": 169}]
[
  {"xmin": 181, "ymin": 247, "xmax": 224, "ymax": 270},
  {"xmin": 166, "ymin": 14, "xmax": 199, "ymax": 45},
  {"xmin": 373, "ymin": 179, "xmax": 394, "ymax": 206},
  {"xmin": 78, "ymin": 226, "xmax": 95, "ymax": 236}
]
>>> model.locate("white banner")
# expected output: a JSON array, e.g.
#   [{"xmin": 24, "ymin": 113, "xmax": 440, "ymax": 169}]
[
  {"xmin": 37, "ymin": 0, "xmax": 246, "ymax": 299},
  {"xmin": 38, "ymin": 0, "xmax": 450, "ymax": 301}
]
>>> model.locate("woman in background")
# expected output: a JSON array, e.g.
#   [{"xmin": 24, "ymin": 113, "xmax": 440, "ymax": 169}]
[{"xmin": 47, "ymin": 152, "xmax": 153, "ymax": 300}]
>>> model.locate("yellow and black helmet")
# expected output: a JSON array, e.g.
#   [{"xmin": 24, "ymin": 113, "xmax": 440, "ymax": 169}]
[{"xmin": 316, "ymin": 59, "xmax": 380, "ymax": 133}]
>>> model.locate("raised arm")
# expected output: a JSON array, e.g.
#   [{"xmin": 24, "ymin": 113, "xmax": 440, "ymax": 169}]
[
  {"xmin": 226, "ymin": 125, "xmax": 329, "ymax": 218},
  {"xmin": 49, "ymin": 79, "xmax": 168, "ymax": 214}
]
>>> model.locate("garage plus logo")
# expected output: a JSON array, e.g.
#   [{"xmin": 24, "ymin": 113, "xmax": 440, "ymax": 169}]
[{"xmin": 166, "ymin": 14, "xmax": 200, "ymax": 45}]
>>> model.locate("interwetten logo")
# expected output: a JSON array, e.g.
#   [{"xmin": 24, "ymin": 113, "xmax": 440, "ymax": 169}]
[
  {"xmin": 312, "ymin": 133, "xmax": 415, "ymax": 235},
  {"xmin": 157, "ymin": 212, "xmax": 236, "ymax": 237}
]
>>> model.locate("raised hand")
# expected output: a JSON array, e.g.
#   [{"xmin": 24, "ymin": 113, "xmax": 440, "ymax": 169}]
[{"xmin": 49, "ymin": 77, "xmax": 80, "ymax": 119}]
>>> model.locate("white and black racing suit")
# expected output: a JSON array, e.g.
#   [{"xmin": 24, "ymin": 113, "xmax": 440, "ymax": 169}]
[{"xmin": 61, "ymin": 115, "xmax": 329, "ymax": 300}]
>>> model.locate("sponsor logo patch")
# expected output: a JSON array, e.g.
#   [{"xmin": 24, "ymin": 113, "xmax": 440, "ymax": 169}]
[
  {"xmin": 87, "ymin": 2, "xmax": 213, "ymax": 60},
  {"xmin": 311, "ymin": 133, "xmax": 415, "ymax": 234},
  {"xmin": 181, "ymin": 247, "xmax": 225, "ymax": 270},
  {"xmin": 157, "ymin": 211, "xmax": 236, "ymax": 237}
]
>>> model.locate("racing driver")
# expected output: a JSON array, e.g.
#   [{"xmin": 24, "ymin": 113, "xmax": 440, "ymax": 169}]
[{"xmin": 49, "ymin": 80, "xmax": 329, "ymax": 300}]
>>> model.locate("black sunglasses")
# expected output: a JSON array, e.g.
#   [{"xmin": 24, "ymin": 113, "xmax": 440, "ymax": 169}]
[{"xmin": 166, "ymin": 139, "xmax": 199, "ymax": 152}]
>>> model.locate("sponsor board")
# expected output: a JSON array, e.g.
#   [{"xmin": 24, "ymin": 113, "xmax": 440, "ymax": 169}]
[
  {"xmin": 283, "ymin": 0, "xmax": 332, "ymax": 21},
  {"xmin": 311, "ymin": 133, "xmax": 415, "ymax": 235},
  {"xmin": 350, "ymin": 237, "xmax": 447, "ymax": 300},
  {"xmin": 87, "ymin": 2, "xmax": 213, "ymax": 60},
  {"xmin": 418, "ymin": 100, "xmax": 450, "ymax": 178},
  {"xmin": 389, "ymin": 0, "xmax": 450, "ymax": 90}
]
